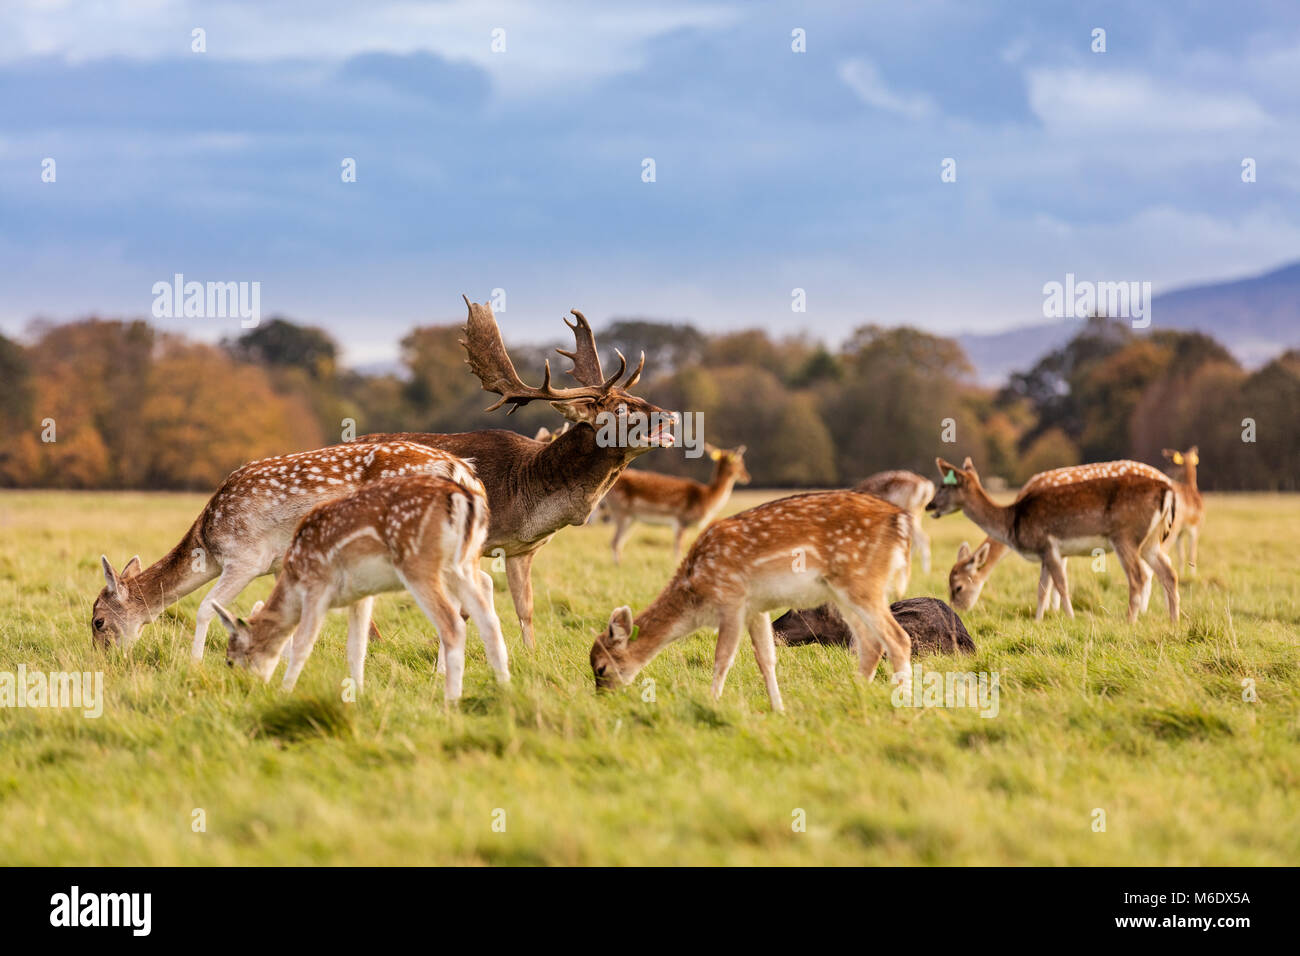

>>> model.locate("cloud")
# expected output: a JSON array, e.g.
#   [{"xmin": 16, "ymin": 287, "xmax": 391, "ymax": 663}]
[
  {"xmin": 1026, "ymin": 68, "xmax": 1274, "ymax": 133},
  {"xmin": 0, "ymin": 0, "xmax": 741, "ymax": 99},
  {"xmin": 837, "ymin": 58, "xmax": 937, "ymax": 120}
]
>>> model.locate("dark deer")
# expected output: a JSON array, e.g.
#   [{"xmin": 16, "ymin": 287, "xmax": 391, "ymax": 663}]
[{"xmin": 363, "ymin": 297, "xmax": 675, "ymax": 648}]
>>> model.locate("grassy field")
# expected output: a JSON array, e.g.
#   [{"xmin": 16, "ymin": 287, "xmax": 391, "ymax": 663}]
[{"xmin": 1, "ymin": 487, "xmax": 1298, "ymax": 865}]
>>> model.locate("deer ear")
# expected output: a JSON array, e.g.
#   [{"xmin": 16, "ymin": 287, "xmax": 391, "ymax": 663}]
[
  {"xmin": 100, "ymin": 555, "xmax": 121, "ymax": 595},
  {"xmin": 961, "ymin": 456, "xmax": 975, "ymax": 471},
  {"xmin": 1189, "ymin": 447, "xmax": 1199, "ymax": 466},
  {"xmin": 211, "ymin": 602, "xmax": 240, "ymax": 635},
  {"xmin": 534, "ymin": 427, "xmax": 552, "ymax": 442},
  {"xmin": 956, "ymin": 541, "xmax": 971, "ymax": 561},
  {"xmin": 250, "ymin": 600, "xmax": 265, "ymax": 616},
  {"xmin": 734, "ymin": 445, "xmax": 747, "ymax": 456},
  {"xmin": 1161, "ymin": 448, "xmax": 1176, "ymax": 460},
  {"xmin": 608, "ymin": 606, "xmax": 635, "ymax": 646},
  {"xmin": 550, "ymin": 398, "xmax": 598, "ymax": 425},
  {"xmin": 121, "ymin": 555, "xmax": 142, "ymax": 579},
  {"xmin": 973, "ymin": 541, "xmax": 992, "ymax": 569}
]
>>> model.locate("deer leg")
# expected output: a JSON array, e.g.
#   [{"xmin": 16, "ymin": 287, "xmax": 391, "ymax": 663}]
[
  {"xmin": 346, "ymin": 596, "xmax": 374, "ymax": 694},
  {"xmin": 1043, "ymin": 548, "xmax": 1072, "ymax": 619},
  {"xmin": 282, "ymin": 595, "xmax": 330, "ymax": 691},
  {"xmin": 912, "ymin": 518, "xmax": 931, "ymax": 574},
  {"xmin": 1187, "ymin": 526, "xmax": 1199, "ymax": 574},
  {"xmin": 710, "ymin": 608, "xmax": 745, "ymax": 701},
  {"xmin": 845, "ymin": 599, "xmax": 912, "ymax": 688},
  {"xmin": 745, "ymin": 611, "xmax": 783, "ymax": 712},
  {"xmin": 504, "ymin": 551, "xmax": 536, "ymax": 649},
  {"xmin": 1137, "ymin": 558, "xmax": 1154, "ymax": 614},
  {"xmin": 1035, "ymin": 563, "xmax": 1053, "ymax": 620},
  {"xmin": 1142, "ymin": 539, "xmax": 1180, "ymax": 623},
  {"xmin": 610, "ymin": 516, "xmax": 632, "ymax": 565},
  {"xmin": 834, "ymin": 601, "xmax": 884, "ymax": 680},
  {"xmin": 452, "ymin": 568, "xmax": 511, "ymax": 685},
  {"xmin": 1111, "ymin": 539, "xmax": 1147, "ymax": 623},
  {"xmin": 408, "ymin": 577, "xmax": 467, "ymax": 701},
  {"xmin": 193, "ymin": 562, "xmax": 264, "ymax": 661},
  {"xmin": 673, "ymin": 523, "xmax": 687, "ymax": 563}
]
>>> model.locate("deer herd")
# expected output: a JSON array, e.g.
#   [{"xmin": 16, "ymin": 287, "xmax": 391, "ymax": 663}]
[{"xmin": 91, "ymin": 297, "xmax": 1203, "ymax": 712}]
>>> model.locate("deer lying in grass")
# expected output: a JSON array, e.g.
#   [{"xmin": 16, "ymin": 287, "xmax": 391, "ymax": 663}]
[
  {"xmin": 946, "ymin": 460, "xmax": 1174, "ymax": 612},
  {"xmin": 364, "ymin": 297, "xmax": 675, "ymax": 649},
  {"xmin": 929, "ymin": 457, "xmax": 1179, "ymax": 622},
  {"xmin": 589, "ymin": 491, "xmax": 914, "ymax": 711},
  {"xmin": 853, "ymin": 470, "xmax": 935, "ymax": 572},
  {"xmin": 603, "ymin": 443, "xmax": 750, "ymax": 563},
  {"xmin": 92, "ymin": 441, "xmax": 478, "ymax": 658},
  {"xmin": 1162, "ymin": 446, "xmax": 1204, "ymax": 573},
  {"xmin": 219, "ymin": 474, "xmax": 507, "ymax": 698}
]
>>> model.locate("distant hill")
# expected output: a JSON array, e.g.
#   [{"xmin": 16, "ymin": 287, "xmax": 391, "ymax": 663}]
[{"xmin": 957, "ymin": 260, "xmax": 1300, "ymax": 384}]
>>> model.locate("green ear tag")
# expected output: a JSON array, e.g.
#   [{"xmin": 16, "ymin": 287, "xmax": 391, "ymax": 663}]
[
  {"xmin": 628, "ymin": 625, "xmax": 640, "ymax": 642},
  {"xmin": 943, "ymin": 469, "xmax": 958, "ymax": 485}
]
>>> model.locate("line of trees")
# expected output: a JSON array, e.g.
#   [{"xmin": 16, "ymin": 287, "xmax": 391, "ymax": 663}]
[{"xmin": 1, "ymin": 314, "xmax": 1296, "ymax": 491}]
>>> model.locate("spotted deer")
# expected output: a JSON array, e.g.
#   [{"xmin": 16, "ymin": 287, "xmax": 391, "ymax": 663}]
[
  {"xmin": 929, "ymin": 457, "xmax": 1179, "ymax": 622},
  {"xmin": 1162, "ymin": 446, "xmax": 1204, "ymax": 573},
  {"xmin": 603, "ymin": 443, "xmax": 750, "ymax": 563},
  {"xmin": 92, "ymin": 441, "xmax": 478, "ymax": 658},
  {"xmin": 219, "ymin": 474, "xmax": 507, "ymax": 699},
  {"xmin": 589, "ymin": 491, "xmax": 914, "ymax": 711},
  {"xmin": 947, "ymin": 460, "xmax": 1174, "ymax": 612},
  {"xmin": 853, "ymin": 470, "xmax": 936, "ymax": 572},
  {"xmin": 364, "ymin": 297, "xmax": 675, "ymax": 649}
]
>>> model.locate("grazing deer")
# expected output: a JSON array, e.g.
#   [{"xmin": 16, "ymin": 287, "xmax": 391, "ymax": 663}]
[
  {"xmin": 92, "ymin": 441, "xmax": 478, "ymax": 659},
  {"xmin": 219, "ymin": 474, "xmax": 507, "ymax": 699},
  {"xmin": 589, "ymin": 491, "xmax": 914, "ymax": 711},
  {"xmin": 929, "ymin": 457, "xmax": 1179, "ymax": 622},
  {"xmin": 1162, "ymin": 446, "xmax": 1204, "ymax": 574},
  {"xmin": 853, "ymin": 470, "xmax": 935, "ymax": 572},
  {"xmin": 947, "ymin": 460, "xmax": 1173, "ymax": 611},
  {"xmin": 603, "ymin": 443, "xmax": 751, "ymax": 564},
  {"xmin": 364, "ymin": 297, "xmax": 675, "ymax": 649}
]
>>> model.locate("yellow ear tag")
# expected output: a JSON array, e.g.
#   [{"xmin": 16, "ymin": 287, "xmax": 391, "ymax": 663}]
[
  {"xmin": 709, "ymin": 450, "xmax": 721, "ymax": 461},
  {"xmin": 1172, "ymin": 452, "xmax": 1184, "ymax": 465}
]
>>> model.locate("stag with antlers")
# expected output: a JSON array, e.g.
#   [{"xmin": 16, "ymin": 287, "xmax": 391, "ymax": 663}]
[{"xmin": 363, "ymin": 297, "xmax": 675, "ymax": 648}]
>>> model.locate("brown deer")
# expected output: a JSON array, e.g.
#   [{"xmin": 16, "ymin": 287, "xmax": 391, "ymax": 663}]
[
  {"xmin": 219, "ymin": 474, "xmax": 507, "ymax": 698},
  {"xmin": 947, "ymin": 460, "xmax": 1174, "ymax": 612},
  {"xmin": 1162, "ymin": 446, "xmax": 1204, "ymax": 573},
  {"xmin": 603, "ymin": 443, "xmax": 750, "ymax": 563},
  {"xmin": 364, "ymin": 297, "xmax": 675, "ymax": 648},
  {"xmin": 928, "ymin": 457, "xmax": 1179, "ymax": 622},
  {"xmin": 92, "ymin": 441, "xmax": 478, "ymax": 659},
  {"xmin": 589, "ymin": 491, "xmax": 914, "ymax": 711},
  {"xmin": 853, "ymin": 470, "xmax": 935, "ymax": 572}
]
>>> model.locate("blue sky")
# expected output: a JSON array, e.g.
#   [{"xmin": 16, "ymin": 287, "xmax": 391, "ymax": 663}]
[{"xmin": 1, "ymin": 0, "xmax": 1297, "ymax": 364}]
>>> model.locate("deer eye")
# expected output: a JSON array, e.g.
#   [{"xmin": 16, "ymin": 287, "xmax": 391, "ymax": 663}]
[
  {"xmin": 93, "ymin": 618, "xmax": 105, "ymax": 630},
  {"xmin": 596, "ymin": 665, "xmax": 608, "ymax": 676}
]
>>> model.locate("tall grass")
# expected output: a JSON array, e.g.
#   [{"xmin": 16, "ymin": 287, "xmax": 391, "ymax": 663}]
[{"xmin": 0, "ymin": 489, "xmax": 1296, "ymax": 864}]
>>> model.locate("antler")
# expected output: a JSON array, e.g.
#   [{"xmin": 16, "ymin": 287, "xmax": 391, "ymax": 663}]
[
  {"xmin": 460, "ymin": 298, "xmax": 650, "ymax": 413},
  {"xmin": 460, "ymin": 296, "xmax": 605, "ymax": 413},
  {"xmin": 556, "ymin": 310, "xmax": 605, "ymax": 386},
  {"xmin": 555, "ymin": 309, "xmax": 646, "ymax": 391}
]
